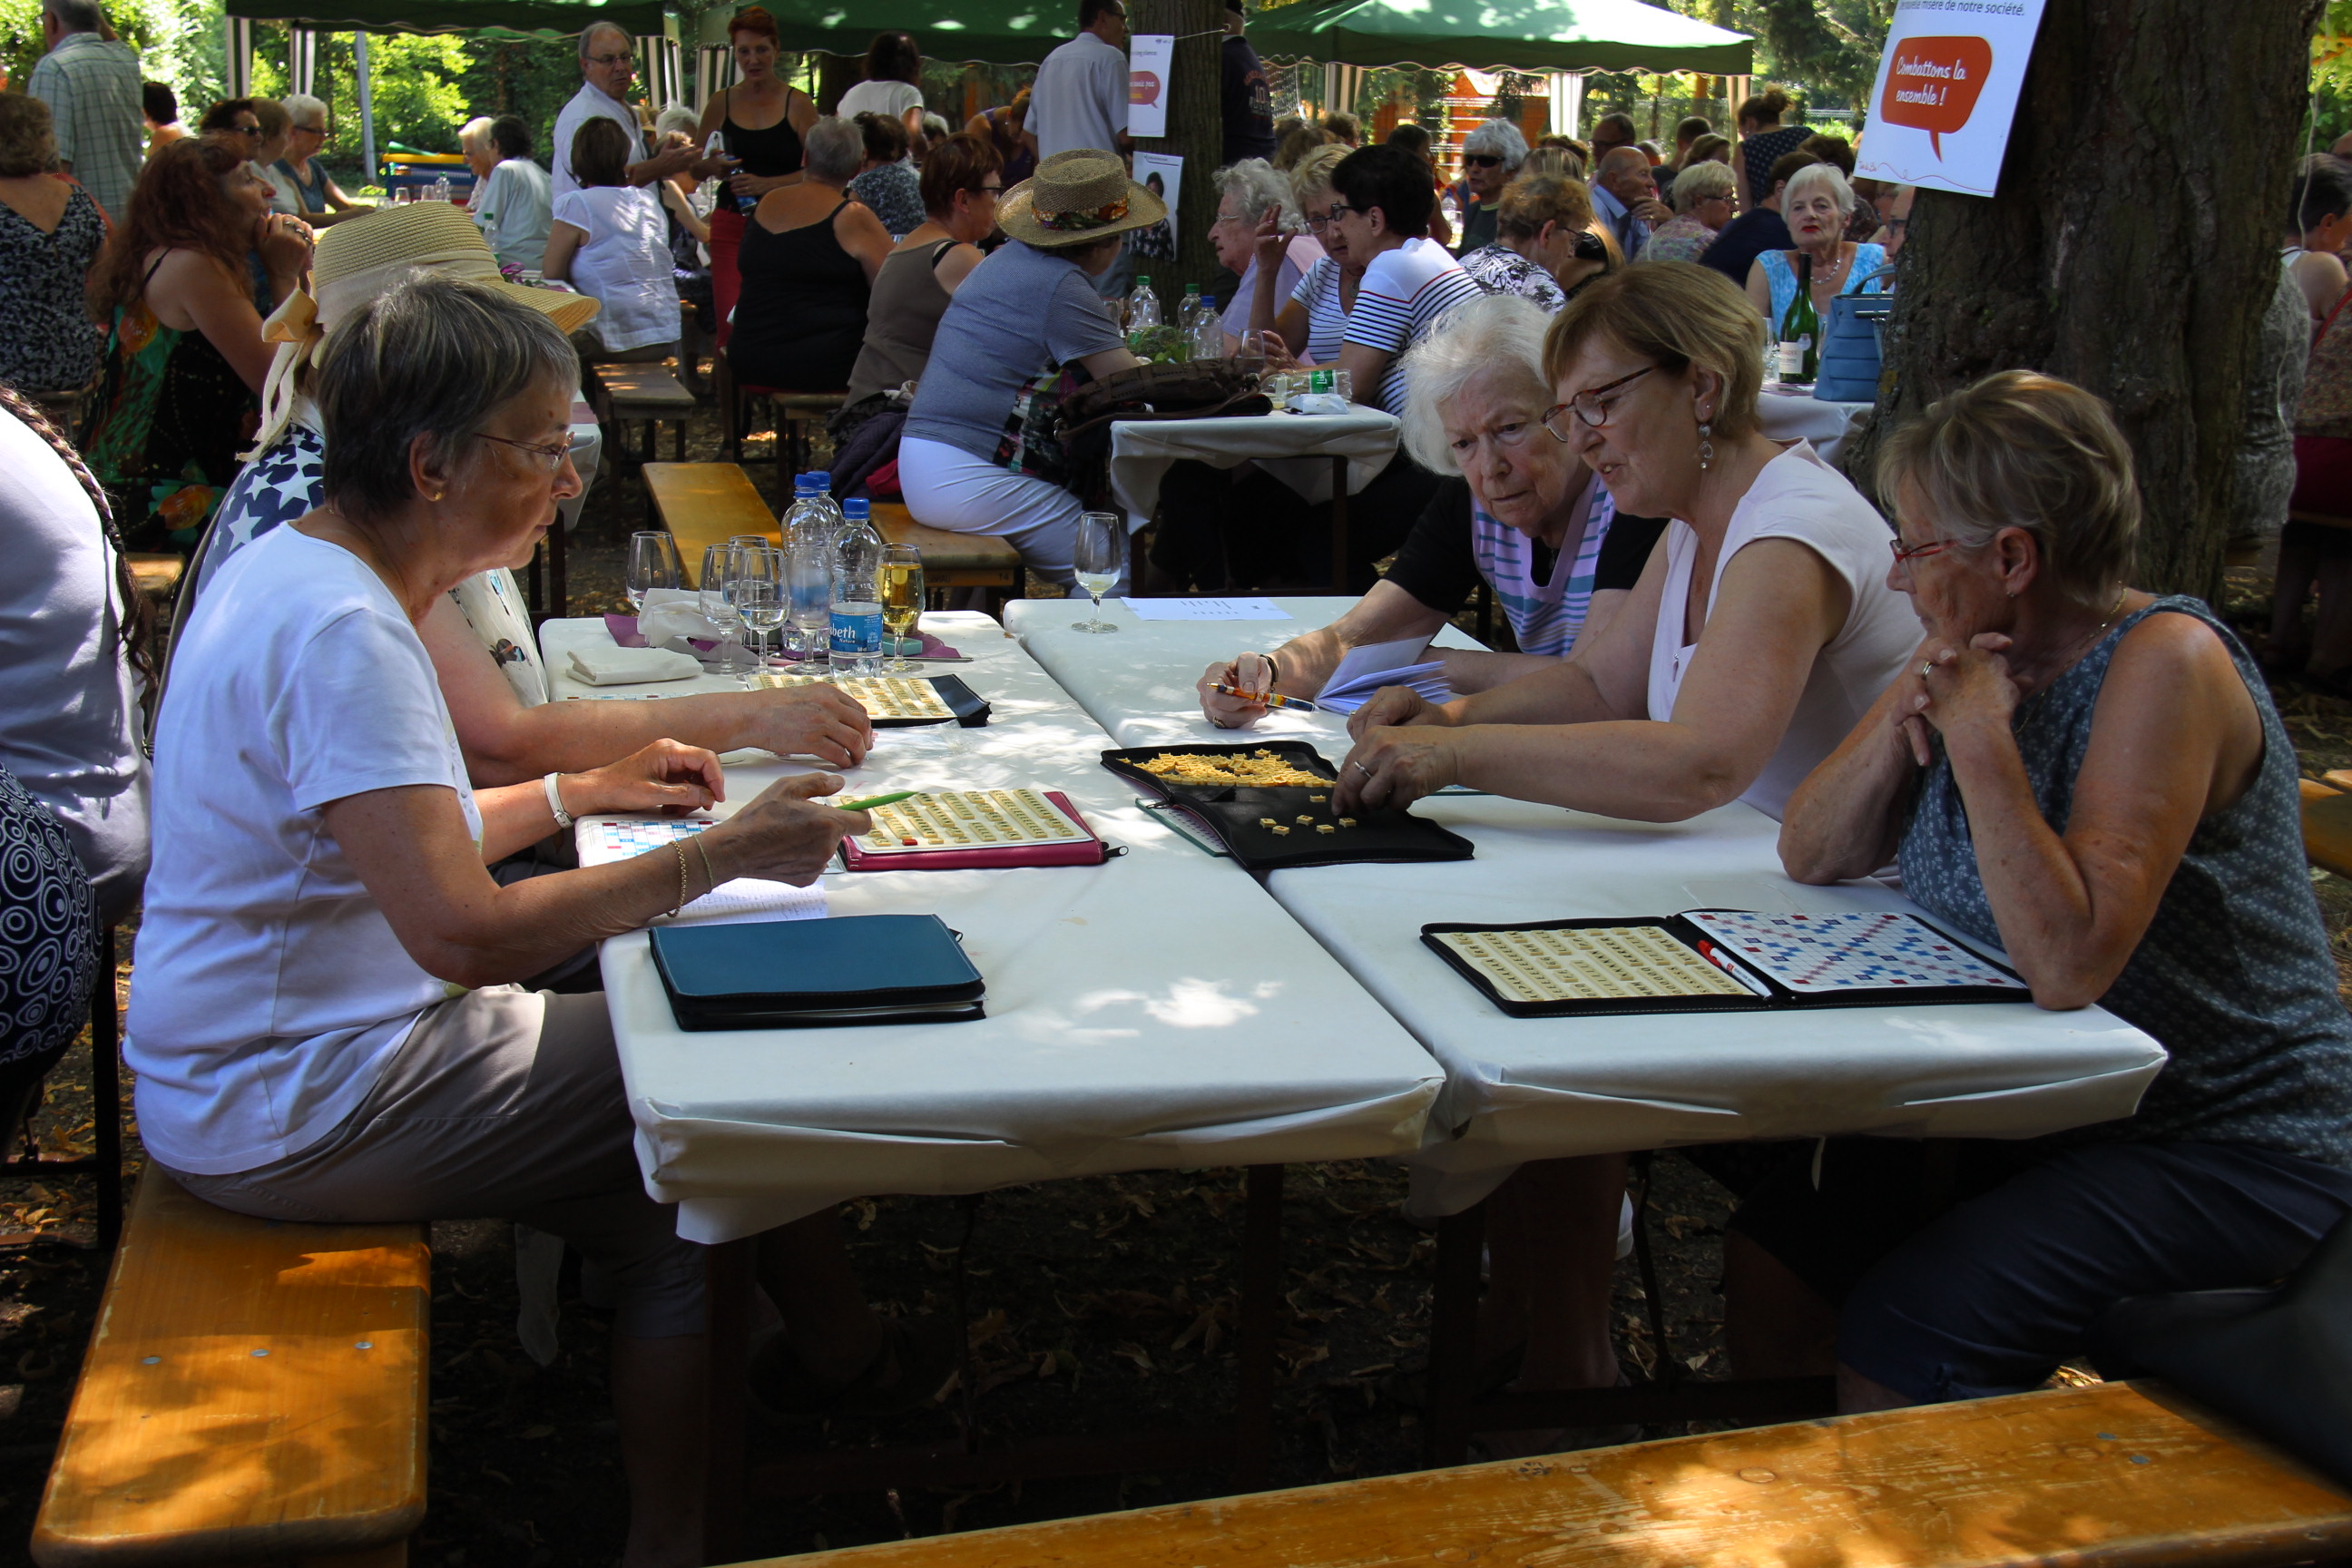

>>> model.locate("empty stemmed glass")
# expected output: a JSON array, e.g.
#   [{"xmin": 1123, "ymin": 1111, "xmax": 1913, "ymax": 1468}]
[
  {"xmin": 1071, "ymin": 511, "xmax": 1122, "ymax": 633},
  {"xmin": 700, "ymin": 543, "xmax": 750, "ymax": 677},
  {"xmin": 1237, "ymin": 330, "xmax": 1268, "ymax": 389},
  {"xmin": 730, "ymin": 543, "xmax": 785, "ymax": 675},
  {"xmin": 626, "ymin": 531, "xmax": 681, "ymax": 613}
]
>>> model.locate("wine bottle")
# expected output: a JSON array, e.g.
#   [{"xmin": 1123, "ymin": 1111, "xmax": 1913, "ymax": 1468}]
[{"xmin": 1778, "ymin": 253, "xmax": 1821, "ymax": 386}]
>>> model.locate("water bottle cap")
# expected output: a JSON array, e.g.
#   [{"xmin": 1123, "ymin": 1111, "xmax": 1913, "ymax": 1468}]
[
  {"xmin": 1135, "ymin": 275, "xmax": 1151, "ymax": 286},
  {"xmin": 809, "ymin": 470, "xmax": 831, "ymax": 485},
  {"xmin": 844, "ymin": 497, "xmax": 869, "ymax": 520}
]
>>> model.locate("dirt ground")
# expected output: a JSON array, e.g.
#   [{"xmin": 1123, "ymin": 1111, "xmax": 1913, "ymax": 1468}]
[{"xmin": 2, "ymin": 406, "xmax": 2346, "ymax": 1566}]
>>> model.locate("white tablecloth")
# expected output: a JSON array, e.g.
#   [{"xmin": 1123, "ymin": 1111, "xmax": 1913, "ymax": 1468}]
[
  {"xmin": 1759, "ymin": 389, "xmax": 1871, "ymax": 468},
  {"xmin": 1003, "ymin": 598, "xmax": 2167, "ymax": 1215},
  {"xmin": 562, "ymin": 395, "xmax": 602, "ymax": 534},
  {"xmin": 1109, "ymin": 410, "xmax": 1402, "ymax": 515},
  {"xmin": 541, "ymin": 612, "xmax": 1446, "ymax": 1242}
]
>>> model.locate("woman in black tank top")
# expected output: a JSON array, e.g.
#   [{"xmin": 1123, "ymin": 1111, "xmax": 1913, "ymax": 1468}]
[
  {"xmin": 729, "ymin": 118, "xmax": 894, "ymax": 393},
  {"xmin": 692, "ymin": 5, "xmax": 818, "ymax": 347}
]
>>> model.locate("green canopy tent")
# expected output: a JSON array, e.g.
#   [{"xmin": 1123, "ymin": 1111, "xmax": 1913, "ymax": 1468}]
[
  {"xmin": 705, "ymin": 0, "xmax": 1071, "ymax": 68},
  {"xmin": 1250, "ymin": 0, "xmax": 1751, "ymax": 74}
]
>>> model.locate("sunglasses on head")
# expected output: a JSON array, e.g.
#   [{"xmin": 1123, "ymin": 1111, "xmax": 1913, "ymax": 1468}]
[{"xmin": 1462, "ymin": 153, "xmax": 1503, "ymax": 168}]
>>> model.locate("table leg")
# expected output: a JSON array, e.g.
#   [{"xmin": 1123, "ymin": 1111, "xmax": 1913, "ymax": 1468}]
[
  {"xmin": 1231, "ymin": 1165, "xmax": 1283, "ymax": 1489},
  {"xmin": 1423, "ymin": 1198, "xmax": 1485, "ymax": 1468},
  {"xmin": 1328, "ymin": 455, "xmax": 1349, "ymax": 590},
  {"xmin": 702, "ymin": 1238, "xmax": 752, "ymax": 1567}
]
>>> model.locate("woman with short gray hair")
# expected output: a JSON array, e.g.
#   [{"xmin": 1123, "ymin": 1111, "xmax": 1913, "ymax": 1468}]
[
  {"xmin": 1775, "ymin": 368, "xmax": 2352, "ymax": 1416},
  {"xmin": 728, "ymin": 114, "xmax": 893, "ymax": 391},
  {"xmin": 1452, "ymin": 116, "xmax": 1528, "ymax": 250},
  {"xmin": 270, "ymin": 90, "xmax": 367, "ymax": 224},
  {"xmin": 1208, "ymin": 157, "xmax": 1318, "ymax": 352},
  {"xmin": 1744, "ymin": 160, "xmax": 1886, "ymax": 328},
  {"xmin": 1199, "ymin": 293, "xmax": 1661, "ymax": 722},
  {"xmin": 1639, "ymin": 158, "xmax": 1736, "ymax": 265},
  {"xmin": 132, "ymin": 274, "xmax": 886, "ymax": 1568}
]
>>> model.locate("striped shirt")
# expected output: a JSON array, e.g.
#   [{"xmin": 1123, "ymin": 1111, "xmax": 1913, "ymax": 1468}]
[
  {"xmin": 27, "ymin": 33, "xmax": 143, "ymax": 220},
  {"xmin": 1287, "ymin": 254, "xmax": 1348, "ymax": 367},
  {"xmin": 1471, "ymin": 485, "xmax": 1617, "ymax": 657},
  {"xmin": 1340, "ymin": 237, "xmax": 1484, "ymax": 414}
]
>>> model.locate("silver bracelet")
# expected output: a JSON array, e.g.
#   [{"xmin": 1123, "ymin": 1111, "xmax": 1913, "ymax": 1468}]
[{"xmin": 543, "ymin": 772, "xmax": 573, "ymax": 828}]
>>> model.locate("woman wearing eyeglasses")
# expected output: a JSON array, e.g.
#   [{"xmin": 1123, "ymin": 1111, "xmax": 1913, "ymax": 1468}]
[
  {"xmin": 1333, "ymin": 261, "xmax": 1916, "ymax": 1447},
  {"xmin": 135, "ymin": 275, "xmax": 897, "ymax": 1567},
  {"xmin": 1337, "ymin": 260, "xmax": 1916, "ymax": 822}
]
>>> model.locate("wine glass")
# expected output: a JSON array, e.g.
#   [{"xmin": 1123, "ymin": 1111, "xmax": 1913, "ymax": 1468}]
[
  {"xmin": 626, "ymin": 531, "xmax": 681, "ymax": 613},
  {"xmin": 1237, "ymin": 329, "xmax": 1268, "ymax": 389},
  {"xmin": 877, "ymin": 544, "xmax": 925, "ymax": 672},
  {"xmin": 1071, "ymin": 512, "xmax": 1122, "ymax": 633},
  {"xmin": 700, "ymin": 543, "xmax": 749, "ymax": 676},
  {"xmin": 731, "ymin": 544, "xmax": 785, "ymax": 676}
]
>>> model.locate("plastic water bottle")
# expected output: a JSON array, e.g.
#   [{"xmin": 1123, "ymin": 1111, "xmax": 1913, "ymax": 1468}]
[
  {"xmin": 1127, "ymin": 275, "xmax": 1161, "ymax": 353},
  {"xmin": 828, "ymin": 497, "xmax": 885, "ymax": 675},
  {"xmin": 807, "ymin": 470, "xmax": 845, "ymax": 541},
  {"xmin": 1439, "ymin": 190, "xmax": 1462, "ymax": 239},
  {"xmin": 782, "ymin": 475, "xmax": 833, "ymax": 660},
  {"xmin": 1193, "ymin": 298, "xmax": 1227, "ymax": 362}
]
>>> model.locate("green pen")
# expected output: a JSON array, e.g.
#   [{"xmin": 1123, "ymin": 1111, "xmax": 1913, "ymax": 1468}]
[{"xmin": 838, "ymin": 789, "xmax": 921, "ymax": 811}]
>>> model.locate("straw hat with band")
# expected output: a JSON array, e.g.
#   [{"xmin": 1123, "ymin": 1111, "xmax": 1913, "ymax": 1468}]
[
  {"xmin": 995, "ymin": 150, "xmax": 1167, "ymax": 250},
  {"xmin": 245, "ymin": 201, "xmax": 602, "ymax": 458}
]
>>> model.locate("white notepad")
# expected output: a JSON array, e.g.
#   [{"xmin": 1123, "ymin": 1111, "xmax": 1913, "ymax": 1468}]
[
  {"xmin": 1312, "ymin": 635, "xmax": 1455, "ymax": 714},
  {"xmin": 575, "ymin": 817, "xmax": 827, "ymax": 926}
]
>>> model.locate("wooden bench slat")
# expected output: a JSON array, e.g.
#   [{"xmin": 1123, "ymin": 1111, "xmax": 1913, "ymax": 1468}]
[
  {"xmin": 729, "ymin": 1383, "xmax": 2352, "ymax": 1568},
  {"xmin": 596, "ymin": 364, "xmax": 697, "ymax": 416},
  {"xmin": 869, "ymin": 503, "xmax": 1022, "ymax": 582},
  {"xmin": 2301, "ymin": 778, "xmax": 2352, "ymax": 878},
  {"xmin": 33, "ymin": 1171, "xmax": 428, "ymax": 1567},
  {"xmin": 643, "ymin": 462, "xmax": 779, "ymax": 587}
]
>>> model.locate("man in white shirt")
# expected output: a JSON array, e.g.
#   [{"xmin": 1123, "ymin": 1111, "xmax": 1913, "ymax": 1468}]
[
  {"xmin": 550, "ymin": 21, "xmax": 709, "ymax": 198},
  {"xmin": 463, "ymin": 113, "xmax": 555, "ymax": 270},
  {"xmin": 1026, "ymin": 0, "xmax": 1130, "ymax": 162}
]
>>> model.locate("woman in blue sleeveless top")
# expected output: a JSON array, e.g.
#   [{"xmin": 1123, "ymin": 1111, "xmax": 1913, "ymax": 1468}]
[{"xmin": 1770, "ymin": 371, "xmax": 2352, "ymax": 1409}]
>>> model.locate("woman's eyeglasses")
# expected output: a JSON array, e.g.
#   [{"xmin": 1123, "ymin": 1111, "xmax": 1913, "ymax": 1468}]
[
  {"xmin": 476, "ymin": 432, "xmax": 580, "ymax": 475},
  {"xmin": 1539, "ymin": 365, "xmax": 1657, "ymax": 439},
  {"xmin": 1888, "ymin": 535, "xmax": 1958, "ymax": 565}
]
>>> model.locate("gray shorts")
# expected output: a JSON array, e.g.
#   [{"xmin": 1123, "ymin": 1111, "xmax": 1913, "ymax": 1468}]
[{"xmin": 161, "ymin": 987, "xmax": 705, "ymax": 1338}]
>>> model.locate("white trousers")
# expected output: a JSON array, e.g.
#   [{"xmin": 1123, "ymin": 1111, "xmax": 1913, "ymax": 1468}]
[{"xmin": 898, "ymin": 436, "xmax": 1128, "ymax": 593}]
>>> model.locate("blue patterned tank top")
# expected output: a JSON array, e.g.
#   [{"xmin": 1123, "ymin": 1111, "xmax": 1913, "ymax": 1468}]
[{"xmin": 1896, "ymin": 596, "xmax": 2352, "ymax": 1169}]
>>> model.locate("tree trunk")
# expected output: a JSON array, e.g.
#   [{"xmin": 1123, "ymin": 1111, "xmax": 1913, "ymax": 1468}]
[
  {"xmin": 1131, "ymin": 0, "xmax": 1224, "ymax": 299},
  {"xmin": 1847, "ymin": 0, "xmax": 2320, "ymax": 602}
]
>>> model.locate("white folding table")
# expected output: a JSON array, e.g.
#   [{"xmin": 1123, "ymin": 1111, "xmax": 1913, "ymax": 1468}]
[
  {"xmin": 545, "ymin": 610, "xmax": 1447, "ymax": 1527},
  {"xmin": 1001, "ymin": 594, "xmax": 2166, "ymax": 1216}
]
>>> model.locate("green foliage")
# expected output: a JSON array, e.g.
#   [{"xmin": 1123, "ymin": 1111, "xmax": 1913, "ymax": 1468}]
[
  {"xmin": 4, "ymin": 0, "xmax": 227, "ymax": 118},
  {"xmin": 2318, "ymin": 0, "xmax": 2352, "ymax": 97}
]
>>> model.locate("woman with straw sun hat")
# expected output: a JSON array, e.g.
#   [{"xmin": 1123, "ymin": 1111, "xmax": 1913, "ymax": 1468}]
[
  {"xmin": 897, "ymin": 149, "xmax": 1153, "ymax": 589},
  {"xmin": 191, "ymin": 202, "xmax": 875, "ymax": 784}
]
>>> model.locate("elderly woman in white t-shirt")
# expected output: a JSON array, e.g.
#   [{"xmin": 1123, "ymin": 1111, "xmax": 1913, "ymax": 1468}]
[
  {"xmin": 130, "ymin": 276, "xmax": 906, "ymax": 1568},
  {"xmin": 1334, "ymin": 260, "xmax": 1917, "ymax": 1444}
]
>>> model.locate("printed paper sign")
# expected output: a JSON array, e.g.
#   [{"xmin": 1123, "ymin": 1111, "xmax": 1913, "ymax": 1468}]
[
  {"xmin": 1129, "ymin": 34, "xmax": 1173, "ymax": 139},
  {"xmin": 1131, "ymin": 150, "xmax": 1181, "ymax": 250},
  {"xmin": 1856, "ymin": 0, "xmax": 2048, "ymax": 197}
]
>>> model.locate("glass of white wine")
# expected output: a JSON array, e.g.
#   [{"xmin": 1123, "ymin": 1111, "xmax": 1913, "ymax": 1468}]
[
  {"xmin": 878, "ymin": 544, "xmax": 925, "ymax": 672},
  {"xmin": 1072, "ymin": 511, "xmax": 1122, "ymax": 633}
]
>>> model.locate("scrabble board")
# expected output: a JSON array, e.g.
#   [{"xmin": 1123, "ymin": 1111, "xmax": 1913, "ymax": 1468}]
[
  {"xmin": 858, "ymin": 789, "xmax": 1093, "ymax": 857},
  {"xmin": 1430, "ymin": 925, "xmax": 1753, "ymax": 1004},
  {"xmin": 578, "ymin": 817, "xmax": 712, "ymax": 863},
  {"xmin": 1683, "ymin": 909, "xmax": 2026, "ymax": 995},
  {"xmin": 757, "ymin": 673, "xmax": 955, "ymax": 720}
]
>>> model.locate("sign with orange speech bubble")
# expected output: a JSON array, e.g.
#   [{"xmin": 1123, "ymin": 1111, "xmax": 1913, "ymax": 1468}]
[
  {"xmin": 1129, "ymin": 34, "xmax": 1172, "ymax": 138},
  {"xmin": 1856, "ymin": 0, "xmax": 2048, "ymax": 197}
]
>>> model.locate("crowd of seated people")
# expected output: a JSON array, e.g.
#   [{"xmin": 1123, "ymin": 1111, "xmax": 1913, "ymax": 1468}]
[{"xmin": 20, "ymin": 38, "xmax": 2352, "ymax": 1563}]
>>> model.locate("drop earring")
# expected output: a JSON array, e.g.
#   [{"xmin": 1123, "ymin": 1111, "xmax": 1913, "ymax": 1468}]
[{"xmin": 1697, "ymin": 419, "xmax": 1714, "ymax": 471}]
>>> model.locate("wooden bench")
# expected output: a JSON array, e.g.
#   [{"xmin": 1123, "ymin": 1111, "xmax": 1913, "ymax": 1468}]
[
  {"xmin": 643, "ymin": 462, "xmax": 778, "ymax": 586},
  {"xmin": 2302, "ymin": 776, "xmax": 2352, "ymax": 878},
  {"xmin": 869, "ymin": 501, "xmax": 1024, "ymax": 605},
  {"xmin": 593, "ymin": 363, "xmax": 697, "ymax": 466},
  {"xmin": 33, "ymin": 1169, "xmax": 427, "ymax": 1566},
  {"xmin": 727, "ymin": 1381, "xmax": 2352, "ymax": 1568},
  {"xmin": 716, "ymin": 358, "xmax": 844, "ymax": 473}
]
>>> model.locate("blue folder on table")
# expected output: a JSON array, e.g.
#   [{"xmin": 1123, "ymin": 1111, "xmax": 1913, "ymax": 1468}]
[{"xmin": 650, "ymin": 914, "xmax": 985, "ymax": 1030}]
